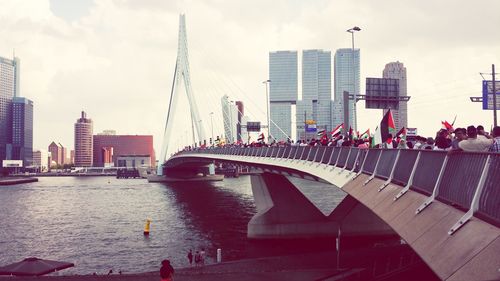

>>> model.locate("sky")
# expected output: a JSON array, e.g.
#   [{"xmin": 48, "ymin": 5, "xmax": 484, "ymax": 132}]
[{"xmin": 1, "ymin": 0, "xmax": 499, "ymax": 157}]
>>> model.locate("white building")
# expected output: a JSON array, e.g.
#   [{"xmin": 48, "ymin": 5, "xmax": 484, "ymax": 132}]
[
  {"xmin": 221, "ymin": 95, "xmax": 239, "ymax": 143},
  {"xmin": 383, "ymin": 61, "xmax": 408, "ymax": 130},
  {"xmin": 269, "ymin": 51, "xmax": 298, "ymax": 141},
  {"xmin": 32, "ymin": 149, "xmax": 49, "ymax": 172},
  {"xmin": 333, "ymin": 48, "xmax": 360, "ymax": 131}
]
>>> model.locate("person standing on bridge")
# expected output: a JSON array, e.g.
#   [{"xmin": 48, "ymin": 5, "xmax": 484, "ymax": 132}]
[
  {"xmin": 489, "ymin": 126, "xmax": 500, "ymax": 152},
  {"xmin": 459, "ymin": 126, "xmax": 493, "ymax": 152}
]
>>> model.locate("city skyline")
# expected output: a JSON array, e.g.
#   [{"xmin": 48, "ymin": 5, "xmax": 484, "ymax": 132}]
[{"xmin": 1, "ymin": 0, "xmax": 499, "ymax": 154}]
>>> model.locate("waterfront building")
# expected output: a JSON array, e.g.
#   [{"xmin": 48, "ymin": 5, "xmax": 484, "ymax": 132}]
[
  {"xmin": 93, "ymin": 135, "xmax": 155, "ymax": 167},
  {"xmin": 48, "ymin": 141, "xmax": 64, "ymax": 166},
  {"xmin": 0, "ymin": 56, "xmax": 20, "ymax": 163},
  {"xmin": 297, "ymin": 50, "xmax": 332, "ymax": 140},
  {"xmin": 221, "ymin": 95, "xmax": 239, "ymax": 143},
  {"xmin": 333, "ymin": 48, "xmax": 360, "ymax": 131},
  {"xmin": 32, "ymin": 149, "xmax": 49, "ymax": 172},
  {"xmin": 9, "ymin": 97, "xmax": 33, "ymax": 166},
  {"xmin": 269, "ymin": 51, "xmax": 298, "ymax": 141},
  {"xmin": 74, "ymin": 111, "xmax": 93, "ymax": 167},
  {"xmin": 116, "ymin": 155, "xmax": 151, "ymax": 168},
  {"xmin": 382, "ymin": 61, "xmax": 408, "ymax": 130}
]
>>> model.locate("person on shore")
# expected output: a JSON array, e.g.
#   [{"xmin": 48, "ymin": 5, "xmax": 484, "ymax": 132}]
[
  {"xmin": 187, "ymin": 249, "xmax": 193, "ymax": 265},
  {"xmin": 160, "ymin": 259, "xmax": 174, "ymax": 281},
  {"xmin": 200, "ymin": 248, "xmax": 206, "ymax": 266},
  {"xmin": 458, "ymin": 126, "xmax": 493, "ymax": 152},
  {"xmin": 194, "ymin": 251, "xmax": 201, "ymax": 266}
]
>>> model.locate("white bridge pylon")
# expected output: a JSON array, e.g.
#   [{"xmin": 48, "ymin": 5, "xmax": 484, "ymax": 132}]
[{"xmin": 157, "ymin": 14, "xmax": 206, "ymax": 175}]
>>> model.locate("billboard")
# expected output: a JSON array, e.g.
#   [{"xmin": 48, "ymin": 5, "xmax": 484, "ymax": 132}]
[
  {"xmin": 406, "ymin": 128, "xmax": 418, "ymax": 136},
  {"xmin": 305, "ymin": 124, "xmax": 317, "ymax": 132},
  {"xmin": 365, "ymin": 78, "xmax": 400, "ymax": 109},
  {"xmin": 2, "ymin": 160, "xmax": 23, "ymax": 167},
  {"xmin": 482, "ymin": 81, "xmax": 500, "ymax": 110},
  {"xmin": 246, "ymin": 121, "xmax": 261, "ymax": 132}
]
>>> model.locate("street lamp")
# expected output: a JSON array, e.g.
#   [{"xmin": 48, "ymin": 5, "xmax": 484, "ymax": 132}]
[
  {"xmin": 209, "ymin": 112, "xmax": 214, "ymax": 145},
  {"xmin": 263, "ymin": 79, "xmax": 271, "ymax": 142},
  {"xmin": 347, "ymin": 26, "xmax": 361, "ymax": 132}
]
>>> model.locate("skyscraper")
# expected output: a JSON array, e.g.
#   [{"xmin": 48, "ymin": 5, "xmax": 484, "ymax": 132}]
[
  {"xmin": 383, "ymin": 62, "xmax": 408, "ymax": 130},
  {"xmin": 297, "ymin": 49, "xmax": 332, "ymax": 140},
  {"xmin": 221, "ymin": 95, "xmax": 239, "ymax": 143},
  {"xmin": 0, "ymin": 56, "xmax": 20, "ymax": 163},
  {"xmin": 10, "ymin": 97, "xmax": 33, "ymax": 166},
  {"xmin": 269, "ymin": 51, "xmax": 298, "ymax": 141},
  {"xmin": 333, "ymin": 48, "xmax": 360, "ymax": 131},
  {"xmin": 74, "ymin": 111, "xmax": 93, "ymax": 167}
]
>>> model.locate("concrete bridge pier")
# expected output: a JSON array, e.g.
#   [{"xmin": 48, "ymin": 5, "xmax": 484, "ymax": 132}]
[{"xmin": 248, "ymin": 172, "xmax": 395, "ymax": 239}]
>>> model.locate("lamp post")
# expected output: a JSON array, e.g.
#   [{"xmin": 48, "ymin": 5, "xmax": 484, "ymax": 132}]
[
  {"xmin": 347, "ymin": 26, "xmax": 361, "ymax": 132},
  {"xmin": 209, "ymin": 112, "xmax": 214, "ymax": 145},
  {"xmin": 263, "ymin": 79, "xmax": 271, "ymax": 142}
]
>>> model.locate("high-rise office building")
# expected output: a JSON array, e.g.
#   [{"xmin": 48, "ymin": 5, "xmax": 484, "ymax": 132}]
[
  {"xmin": 333, "ymin": 48, "xmax": 360, "ymax": 131},
  {"xmin": 48, "ymin": 141, "xmax": 63, "ymax": 166},
  {"xmin": 235, "ymin": 101, "xmax": 244, "ymax": 142},
  {"xmin": 269, "ymin": 51, "xmax": 298, "ymax": 141},
  {"xmin": 221, "ymin": 95, "xmax": 239, "ymax": 143},
  {"xmin": 0, "ymin": 56, "xmax": 20, "ymax": 163},
  {"xmin": 382, "ymin": 61, "xmax": 407, "ymax": 130},
  {"xmin": 74, "ymin": 111, "xmax": 93, "ymax": 167},
  {"xmin": 10, "ymin": 97, "xmax": 33, "ymax": 166},
  {"xmin": 297, "ymin": 50, "xmax": 332, "ymax": 140}
]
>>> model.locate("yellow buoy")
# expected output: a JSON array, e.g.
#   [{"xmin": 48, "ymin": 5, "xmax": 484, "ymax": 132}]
[{"xmin": 143, "ymin": 218, "xmax": 151, "ymax": 235}]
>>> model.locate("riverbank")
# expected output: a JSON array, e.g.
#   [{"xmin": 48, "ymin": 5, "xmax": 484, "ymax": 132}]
[
  {"xmin": 1, "ymin": 245, "xmax": 438, "ymax": 280},
  {"xmin": 0, "ymin": 252, "xmax": 348, "ymax": 281},
  {"xmin": 0, "ymin": 177, "xmax": 38, "ymax": 186}
]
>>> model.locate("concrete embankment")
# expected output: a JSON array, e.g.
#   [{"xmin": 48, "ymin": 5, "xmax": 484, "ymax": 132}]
[
  {"xmin": 0, "ymin": 177, "xmax": 38, "ymax": 186},
  {"xmin": 3, "ymin": 252, "xmax": 345, "ymax": 281}
]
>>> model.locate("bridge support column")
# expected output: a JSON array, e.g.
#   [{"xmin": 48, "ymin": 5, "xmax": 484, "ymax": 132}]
[{"xmin": 248, "ymin": 173, "xmax": 395, "ymax": 239}]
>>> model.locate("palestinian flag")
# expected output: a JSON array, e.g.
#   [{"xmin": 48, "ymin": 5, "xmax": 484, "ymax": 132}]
[
  {"xmin": 320, "ymin": 132, "xmax": 328, "ymax": 142},
  {"xmin": 360, "ymin": 129, "xmax": 370, "ymax": 140},
  {"xmin": 317, "ymin": 129, "xmax": 326, "ymax": 137},
  {"xmin": 257, "ymin": 132, "xmax": 265, "ymax": 142},
  {"xmin": 330, "ymin": 123, "xmax": 344, "ymax": 138},
  {"xmin": 395, "ymin": 127, "xmax": 407, "ymax": 140},
  {"xmin": 442, "ymin": 120, "xmax": 454, "ymax": 132},
  {"xmin": 374, "ymin": 109, "xmax": 396, "ymax": 145}
]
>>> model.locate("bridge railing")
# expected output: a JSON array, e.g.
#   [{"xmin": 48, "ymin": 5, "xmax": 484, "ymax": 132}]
[{"xmin": 175, "ymin": 146, "xmax": 499, "ymax": 228}]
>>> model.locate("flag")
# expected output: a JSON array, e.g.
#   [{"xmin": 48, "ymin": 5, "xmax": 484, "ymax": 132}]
[
  {"xmin": 348, "ymin": 126, "xmax": 353, "ymax": 138},
  {"xmin": 442, "ymin": 120, "xmax": 454, "ymax": 132},
  {"xmin": 330, "ymin": 123, "xmax": 344, "ymax": 138},
  {"xmin": 395, "ymin": 127, "xmax": 407, "ymax": 141},
  {"xmin": 320, "ymin": 133, "xmax": 328, "ymax": 142},
  {"xmin": 317, "ymin": 129, "xmax": 326, "ymax": 137},
  {"xmin": 360, "ymin": 129, "xmax": 370, "ymax": 139},
  {"xmin": 380, "ymin": 109, "xmax": 396, "ymax": 144},
  {"xmin": 372, "ymin": 126, "xmax": 381, "ymax": 147},
  {"xmin": 257, "ymin": 133, "xmax": 265, "ymax": 142}
]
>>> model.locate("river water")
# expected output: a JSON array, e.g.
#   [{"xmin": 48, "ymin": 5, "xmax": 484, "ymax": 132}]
[{"xmin": 0, "ymin": 176, "xmax": 345, "ymax": 275}]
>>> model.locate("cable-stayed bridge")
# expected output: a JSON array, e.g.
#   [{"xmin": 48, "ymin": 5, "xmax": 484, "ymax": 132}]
[{"xmin": 155, "ymin": 15, "xmax": 500, "ymax": 281}]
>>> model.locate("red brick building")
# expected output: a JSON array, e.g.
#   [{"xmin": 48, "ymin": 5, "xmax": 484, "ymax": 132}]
[{"xmin": 93, "ymin": 135, "xmax": 155, "ymax": 167}]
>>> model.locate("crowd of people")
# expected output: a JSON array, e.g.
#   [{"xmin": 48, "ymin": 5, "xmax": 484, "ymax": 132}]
[{"xmin": 178, "ymin": 125, "xmax": 500, "ymax": 154}]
